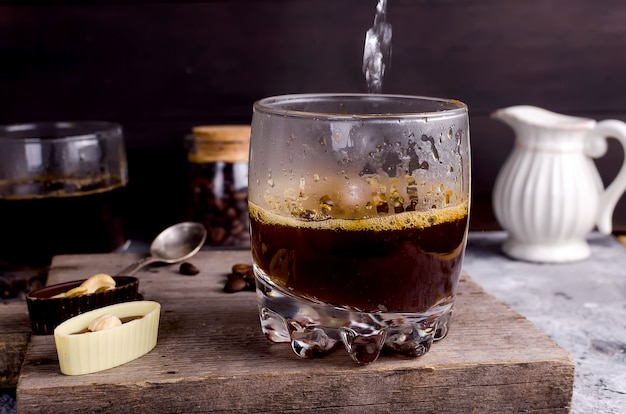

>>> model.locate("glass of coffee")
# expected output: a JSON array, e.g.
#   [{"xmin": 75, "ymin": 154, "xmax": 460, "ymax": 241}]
[
  {"xmin": 0, "ymin": 122, "xmax": 128, "ymax": 299},
  {"xmin": 249, "ymin": 94, "xmax": 470, "ymax": 364}
]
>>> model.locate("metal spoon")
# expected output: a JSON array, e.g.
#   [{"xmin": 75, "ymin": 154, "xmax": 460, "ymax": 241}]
[{"xmin": 117, "ymin": 222, "xmax": 207, "ymax": 276}]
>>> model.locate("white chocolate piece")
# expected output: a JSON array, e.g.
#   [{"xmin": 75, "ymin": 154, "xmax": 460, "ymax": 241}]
[
  {"xmin": 88, "ymin": 314, "xmax": 122, "ymax": 332},
  {"xmin": 54, "ymin": 301, "xmax": 161, "ymax": 376}
]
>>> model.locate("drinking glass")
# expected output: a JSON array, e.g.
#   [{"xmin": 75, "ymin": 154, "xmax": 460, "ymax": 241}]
[
  {"xmin": 249, "ymin": 94, "xmax": 470, "ymax": 364},
  {"xmin": 0, "ymin": 122, "xmax": 128, "ymax": 298}
]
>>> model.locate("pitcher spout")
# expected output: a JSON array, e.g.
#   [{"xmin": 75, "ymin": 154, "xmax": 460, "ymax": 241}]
[{"xmin": 492, "ymin": 105, "xmax": 595, "ymax": 131}]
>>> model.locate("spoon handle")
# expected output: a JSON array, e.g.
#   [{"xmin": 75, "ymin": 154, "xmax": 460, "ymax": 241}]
[{"xmin": 117, "ymin": 256, "xmax": 158, "ymax": 276}]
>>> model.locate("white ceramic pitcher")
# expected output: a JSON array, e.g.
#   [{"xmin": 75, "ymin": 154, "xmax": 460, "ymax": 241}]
[{"xmin": 492, "ymin": 105, "xmax": 626, "ymax": 263}]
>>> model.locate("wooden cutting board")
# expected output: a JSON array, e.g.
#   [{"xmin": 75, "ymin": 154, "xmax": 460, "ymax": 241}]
[
  {"xmin": 0, "ymin": 301, "xmax": 30, "ymax": 388},
  {"xmin": 14, "ymin": 250, "xmax": 574, "ymax": 413}
]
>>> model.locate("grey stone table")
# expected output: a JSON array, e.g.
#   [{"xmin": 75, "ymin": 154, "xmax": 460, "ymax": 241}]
[{"xmin": 463, "ymin": 231, "xmax": 626, "ymax": 414}]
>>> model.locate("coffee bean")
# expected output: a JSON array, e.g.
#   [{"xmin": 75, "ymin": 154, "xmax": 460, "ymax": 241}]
[
  {"xmin": 226, "ymin": 207, "xmax": 238, "ymax": 219},
  {"xmin": 244, "ymin": 269, "xmax": 255, "ymax": 284},
  {"xmin": 232, "ymin": 263, "xmax": 252, "ymax": 277},
  {"xmin": 230, "ymin": 220, "xmax": 244, "ymax": 235},
  {"xmin": 224, "ymin": 277, "xmax": 248, "ymax": 293},
  {"xmin": 223, "ymin": 262, "xmax": 257, "ymax": 293},
  {"xmin": 211, "ymin": 227, "xmax": 226, "ymax": 243},
  {"xmin": 179, "ymin": 262, "xmax": 200, "ymax": 276},
  {"xmin": 244, "ymin": 276, "xmax": 256, "ymax": 291}
]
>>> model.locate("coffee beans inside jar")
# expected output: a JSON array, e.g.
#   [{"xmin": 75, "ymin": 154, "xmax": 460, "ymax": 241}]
[{"xmin": 185, "ymin": 125, "xmax": 251, "ymax": 248}]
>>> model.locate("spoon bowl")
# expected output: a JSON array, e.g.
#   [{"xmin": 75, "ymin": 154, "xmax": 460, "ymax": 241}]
[{"xmin": 118, "ymin": 222, "xmax": 207, "ymax": 276}]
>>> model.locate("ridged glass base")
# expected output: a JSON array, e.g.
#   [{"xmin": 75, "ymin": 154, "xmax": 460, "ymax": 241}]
[{"xmin": 254, "ymin": 266, "xmax": 453, "ymax": 365}]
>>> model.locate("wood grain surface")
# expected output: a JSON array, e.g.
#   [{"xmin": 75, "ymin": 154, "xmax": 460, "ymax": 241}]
[
  {"xmin": 0, "ymin": 304, "xmax": 29, "ymax": 389},
  {"xmin": 13, "ymin": 250, "xmax": 574, "ymax": 413}
]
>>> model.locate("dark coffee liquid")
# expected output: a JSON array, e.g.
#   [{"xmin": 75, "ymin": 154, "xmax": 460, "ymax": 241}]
[
  {"xmin": 0, "ymin": 178, "xmax": 126, "ymax": 270},
  {"xmin": 250, "ymin": 202, "xmax": 468, "ymax": 313}
]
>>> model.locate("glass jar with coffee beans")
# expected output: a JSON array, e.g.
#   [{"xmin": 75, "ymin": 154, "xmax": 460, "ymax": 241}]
[{"xmin": 185, "ymin": 125, "xmax": 250, "ymax": 248}]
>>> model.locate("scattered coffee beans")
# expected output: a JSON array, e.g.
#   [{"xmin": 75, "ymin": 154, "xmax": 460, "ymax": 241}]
[
  {"xmin": 223, "ymin": 263, "xmax": 255, "ymax": 293},
  {"xmin": 231, "ymin": 263, "xmax": 252, "ymax": 278},
  {"xmin": 224, "ymin": 276, "xmax": 248, "ymax": 293},
  {"xmin": 179, "ymin": 262, "xmax": 200, "ymax": 276},
  {"xmin": 186, "ymin": 160, "xmax": 250, "ymax": 248}
]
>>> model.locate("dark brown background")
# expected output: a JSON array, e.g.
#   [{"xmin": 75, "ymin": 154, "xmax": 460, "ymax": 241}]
[{"xmin": 2, "ymin": 0, "xmax": 626, "ymax": 240}]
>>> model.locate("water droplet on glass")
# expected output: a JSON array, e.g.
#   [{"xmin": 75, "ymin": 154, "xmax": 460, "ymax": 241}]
[
  {"xmin": 298, "ymin": 210, "xmax": 317, "ymax": 221},
  {"xmin": 319, "ymin": 195, "xmax": 334, "ymax": 207}
]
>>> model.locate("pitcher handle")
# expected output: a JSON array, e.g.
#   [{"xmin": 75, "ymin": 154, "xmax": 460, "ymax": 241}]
[{"xmin": 586, "ymin": 120, "xmax": 626, "ymax": 234}]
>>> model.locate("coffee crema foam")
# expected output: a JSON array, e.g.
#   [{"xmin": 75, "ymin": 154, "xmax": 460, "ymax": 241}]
[{"xmin": 249, "ymin": 199, "xmax": 469, "ymax": 232}]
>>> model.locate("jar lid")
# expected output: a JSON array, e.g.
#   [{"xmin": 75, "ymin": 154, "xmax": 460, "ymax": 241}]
[
  {"xmin": 192, "ymin": 125, "xmax": 251, "ymax": 142},
  {"xmin": 188, "ymin": 125, "xmax": 250, "ymax": 163}
]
